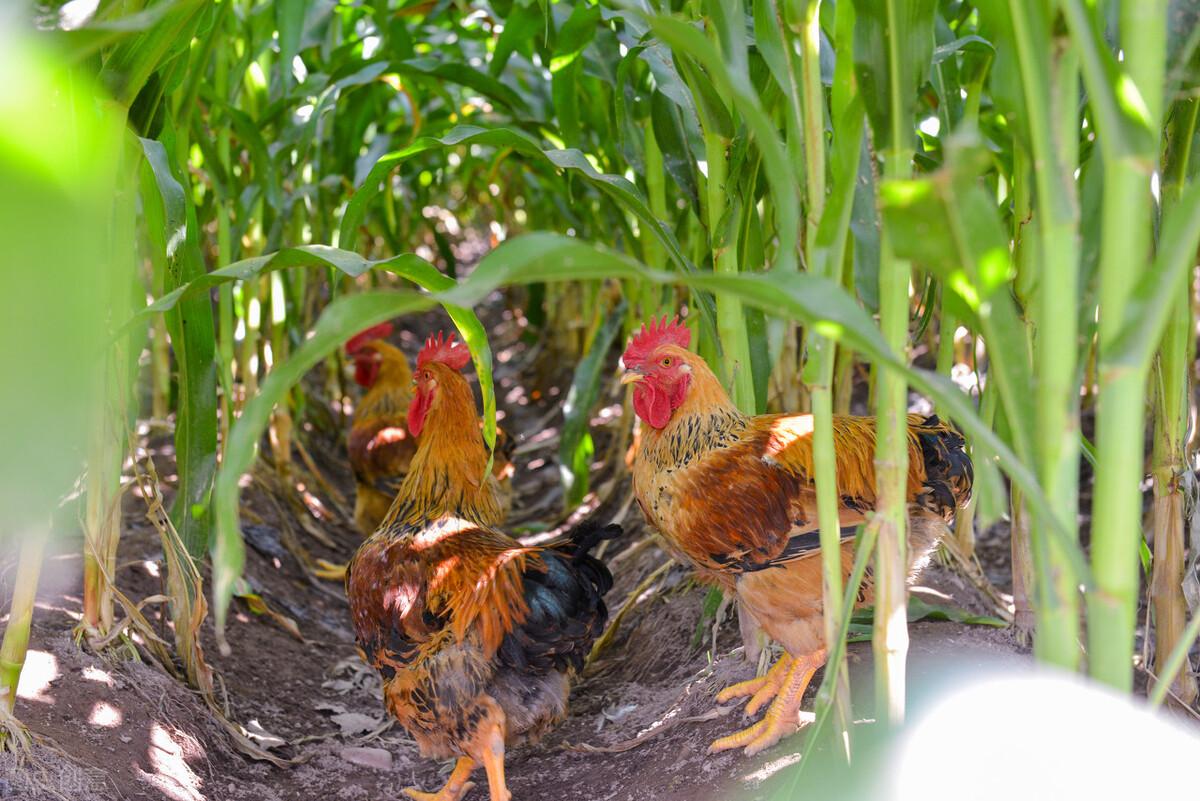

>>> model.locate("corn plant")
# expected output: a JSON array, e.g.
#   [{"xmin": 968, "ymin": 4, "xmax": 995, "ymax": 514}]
[
  {"xmin": 8, "ymin": 0, "xmax": 1200, "ymax": 780},
  {"xmin": 0, "ymin": 24, "xmax": 128, "ymax": 745}
]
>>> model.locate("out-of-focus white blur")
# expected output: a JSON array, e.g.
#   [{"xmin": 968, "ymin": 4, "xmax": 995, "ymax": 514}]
[
  {"xmin": 880, "ymin": 671, "xmax": 1197, "ymax": 801},
  {"xmin": 753, "ymin": 646, "xmax": 1195, "ymax": 801}
]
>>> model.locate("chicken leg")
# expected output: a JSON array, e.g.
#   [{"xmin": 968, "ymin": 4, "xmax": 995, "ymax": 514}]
[
  {"xmin": 402, "ymin": 757, "xmax": 476, "ymax": 801},
  {"xmin": 708, "ymin": 648, "xmax": 825, "ymax": 755},
  {"xmin": 475, "ymin": 720, "xmax": 512, "ymax": 801}
]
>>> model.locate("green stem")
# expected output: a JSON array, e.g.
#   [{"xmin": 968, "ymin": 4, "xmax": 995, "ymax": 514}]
[
  {"xmin": 866, "ymin": 0, "xmax": 931, "ymax": 725},
  {"xmin": 0, "ymin": 536, "xmax": 45, "ymax": 716},
  {"xmin": 1007, "ymin": 0, "xmax": 1082, "ymax": 669},
  {"xmin": 705, "ymin": 131, "xmax": 756, "ymax": 412},
  {"xmin": 799, "ymin": 0, "xmax": 825, "ymax": 250},
  {"xmin": 644, "ymin": 120, "xmax": 668, "ymax": 272},
  {"xmin": 1086, "ymin": 0, "xmax": 1165, "ymax": 692},
  {"xmin": 795, "ymin": 0, "xmax": 858, "ymax": 756},
  {"xmin": 215, "ymin": 17, "xmax": 235, "ymax": 458}
]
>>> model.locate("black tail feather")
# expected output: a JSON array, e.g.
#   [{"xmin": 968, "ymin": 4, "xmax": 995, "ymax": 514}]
[
  {"xmin": 498, "ymin": 519, "xmax": 621, "ymax": 674},
  {"xmin": 560, "ymin": 520, "xmax": 623, "ymax": 560},
  {"xmin": 915, "ymin": 415, "xmax": 973, "ymax": 519}
]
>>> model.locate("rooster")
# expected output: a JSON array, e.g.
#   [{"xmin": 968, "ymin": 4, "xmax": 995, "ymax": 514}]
[
  {"xmin": 346, "ymin": 332, "xmax": 617, "ymax": 801},
  {"xmin": 622, "ymin": 316, "xmax": 972, "ymax": 755}
]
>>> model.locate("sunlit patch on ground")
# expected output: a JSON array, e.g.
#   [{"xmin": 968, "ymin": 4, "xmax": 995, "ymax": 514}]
[
  {"xmin": 137, "ymin": 723, "xmax": 205, "ymax": 801},
  {"xmin": 16, "ymin": 649, "xmax": 58, "ymax": 704},
  {"xmin": 88, "ymin": 700, "xmax": 123, "ymax": 728}
]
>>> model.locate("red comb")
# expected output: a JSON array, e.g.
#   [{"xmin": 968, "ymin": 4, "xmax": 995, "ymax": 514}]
[
  {"xmin": 622, "ymin": 315, "xmax": 691, "ymax": 368},
  {"xmin": 345, "ymin": 322, "xmax": 394, "ymax": 353},
  {"xmin": 417, "ymin": 331, "xmax": 471, "ymax": 371}
]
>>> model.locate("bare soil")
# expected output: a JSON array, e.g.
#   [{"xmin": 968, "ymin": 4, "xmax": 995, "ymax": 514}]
[{"xmin": 1, "ymin": 292, "xmax": 1028, "ymax": 801}]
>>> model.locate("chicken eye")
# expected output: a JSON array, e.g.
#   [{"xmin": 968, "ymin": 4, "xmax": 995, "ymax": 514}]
[{"xmin": 661, "ymin": 357, "xmax": 672, "ymax": 367}]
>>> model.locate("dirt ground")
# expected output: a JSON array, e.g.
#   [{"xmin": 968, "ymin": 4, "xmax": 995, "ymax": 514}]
[{"xmin": 0, "ymin": 291, "xmax": 1029, "ymax": 801}]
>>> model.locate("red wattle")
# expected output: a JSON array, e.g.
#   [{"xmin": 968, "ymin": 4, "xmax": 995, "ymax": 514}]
[
  {"xmin": 407, "ymin": 389, "xmax": 431, "ymax": 436},
  {"xmin": 354, "ymin": 358, "xmax": 380, "ymax": 387},
  {"xmin": 634, "ymin": 385, "xmax": 672, "ymax": 429}
]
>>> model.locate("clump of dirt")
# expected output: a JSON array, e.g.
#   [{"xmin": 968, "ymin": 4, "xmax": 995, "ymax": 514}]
[{"xmin": 0, "ymin": 288, "xmax": 1027, "ymax": 801}]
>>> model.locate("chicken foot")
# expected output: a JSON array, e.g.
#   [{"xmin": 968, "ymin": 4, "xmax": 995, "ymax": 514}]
[
  {"xmin": 312, "ymin": 559, "xmax": 348, "ymax": 581},
  {"xmin": 402, "ymin": 757, "xmax": 476, "ymax": 801},
  {"xmin": 714, "ymin": 653, "xmax": 793, "ymax": 718},
  {"xmin": 708, "ymin": 648, "xmax": 825, "ymax": 756}
]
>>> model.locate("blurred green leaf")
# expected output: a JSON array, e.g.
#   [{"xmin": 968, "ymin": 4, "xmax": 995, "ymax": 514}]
[
  {"xmin": 559, "ymin": 301, "xmax": 625, "ymax": 510},
  {"xmin": 880, "ymin": 162, "xmax": 1036, "ymax": 463}
]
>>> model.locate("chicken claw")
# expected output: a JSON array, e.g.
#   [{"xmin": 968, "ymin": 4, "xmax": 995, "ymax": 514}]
[
  {"xmin": 709, "ymin": 650, "xmax": 824, "ymax": 756},
  {"xmin": 312, "ymin": 558, "xmax": 348, "ymax": 581},
  {"xmin": 403, "ymin": 757, "xmax": 476, "ymax": 801},
  {"xmin": 714, "ymin": 654, "xmax": 793, "ymax": 717}
]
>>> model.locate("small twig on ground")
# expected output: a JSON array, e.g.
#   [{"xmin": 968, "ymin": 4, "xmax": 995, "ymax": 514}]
[{"xmin": 560, "ymin": 705, "xmax": 735, "ymax": 754}]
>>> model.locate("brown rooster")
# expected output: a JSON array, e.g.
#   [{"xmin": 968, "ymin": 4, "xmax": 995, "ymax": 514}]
[
  {"xmin": 622, "ymin": 316, "xmax": 972, "ymax": 755},
  {"xmin": 346, "ymin": 332, "xmax": 617, "ymax": 801}
]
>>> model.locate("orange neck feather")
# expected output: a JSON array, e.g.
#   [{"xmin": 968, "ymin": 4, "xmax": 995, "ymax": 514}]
[
  {"xmin": 383, "ymin": 370, "xmax": 502, "ymax": 530},
  {"xmin": 357, "ymin": 341, "xmax": 413, "ymax": 421}
]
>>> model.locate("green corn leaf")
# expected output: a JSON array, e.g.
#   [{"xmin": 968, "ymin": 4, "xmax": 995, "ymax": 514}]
[
  {"xmin": 140, "ymin": 135, "xmax": 218, "ymax": 558},
  {"xmin": 848, "ymin": 596, "xmax": 1009, "ymax": 641},
  {"xmin": 550, "ymin": 1, "xmax": 601, "ymax": 74},
  {"xmin": 213, "ymin": 290, "xmax": 434, "ymax": 649},
  {"xmin": 128, "ymin": 246, "xmax": 497, "ymax": 454},
  {"xmin": 492, "ymin": 1, "xmax": 544, "ymax": 76},
  {"xmin": 649, "ymin": 90, "xmax": 701, "ymax": 215},
  {"xmin": 44, "ymin": 1, "xmax": 194, "ymax": 62},
  {"xmin": 97, "ymin": 0, "xmax": 208, "ymax": 107},
  {"xmin": 559, "ymin": 301, "xmax": 626, "ymax": 510},
  {"xmin": 1059, "ymin": 0, "xmax": 1158, "ymax": 165},
  {"xmin": 340, "ymin": 125, "xmax": 696, "ymax": 275},
  {"xmin": 394, "ymin": 58, "xmax": 531, "ymax": 113},
  {"xmin": 851, "ymin": 0, "xmax": 937, "ymax": 153},
  {"xmin": 640, "ymin": 11, "xmax": 799, "ymax": 272},
  {"xmin": 274, "ymin": 0, "xmax": 306, "ymax": 94},
  {"xmin": 1105, "ymin": 176, "xmax": 1200, "ymax": 371}
]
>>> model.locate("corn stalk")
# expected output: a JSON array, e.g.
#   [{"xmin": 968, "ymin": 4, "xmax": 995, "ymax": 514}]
[
  {"xmin": 853, "ymin": 0, "xmax": 937, "ymax": 727},
  {"xmin": 1149, "ymin": 95, "xmax": 1199, "ymax": 705},
  {"xmin": 1075, "ymin": 0, "xmax": 1166, "ymax": 692}
]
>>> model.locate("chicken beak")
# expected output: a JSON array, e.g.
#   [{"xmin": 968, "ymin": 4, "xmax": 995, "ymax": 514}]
[{"xmin": 620, "ymin": 370, "xmax": 644, "ymax": 386}]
